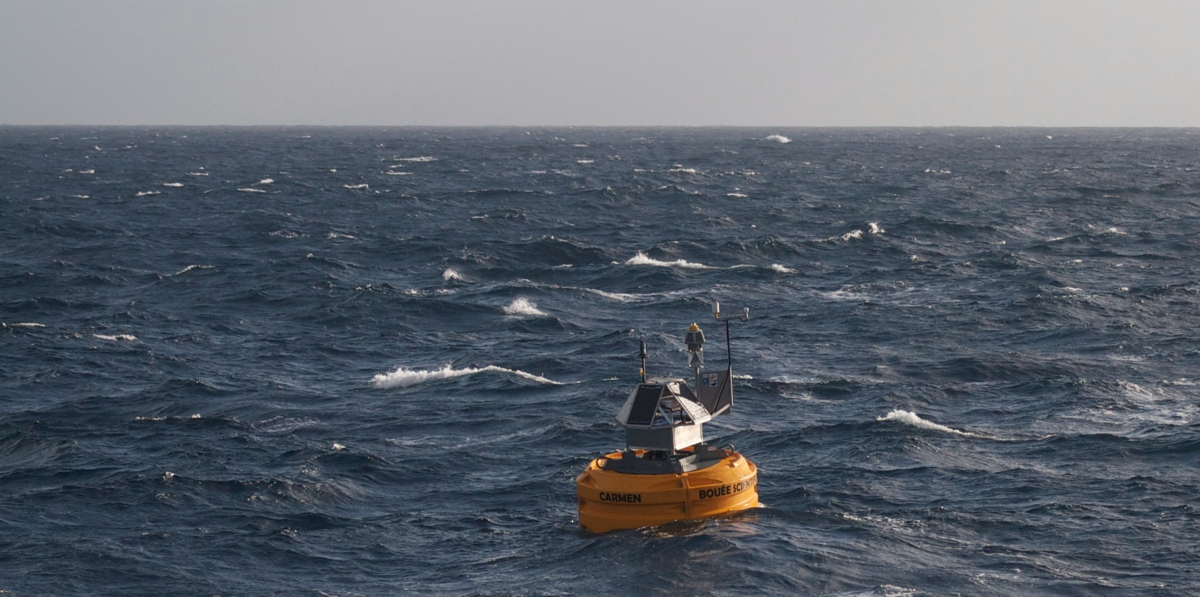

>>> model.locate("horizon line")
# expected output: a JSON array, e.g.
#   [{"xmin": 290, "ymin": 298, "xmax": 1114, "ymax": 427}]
[{"xmin": 3, "ymin": 124, "xmax": 1199, "ymax": 130}]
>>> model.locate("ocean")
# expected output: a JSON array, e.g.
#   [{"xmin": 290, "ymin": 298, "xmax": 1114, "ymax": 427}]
[{"xmin": 2, "ymin": 127, "xmax": 1198, "ymax": 596}]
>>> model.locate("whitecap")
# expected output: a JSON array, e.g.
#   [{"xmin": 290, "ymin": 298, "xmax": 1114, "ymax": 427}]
[
  {"xmin": 877, "ymin": 410, "xmax": 978, "ymax": 437},
  {"xmin": 583, "ymin": 288, "xmax": 641, "ymax": 302},
  {"xmin": 727, "ymin": 192, "xmax": 748, "ymax": 198},
  {"xmin": 7, "ymin": 322, "xmax": 45, "ymax": 328},
  {"xmin": 93, "ymin": 333, "xmax": 137, "ymax": 342},
  {"xmin": 238, "ymin": 188, "xmax": 266, "ymax": 193},
  {"xmin": 624, "ymin": 251, "xmax": 709, "ymax": 269},
  {"xmin": 79, "ymin": 169, "xmax": 95, "ymax": 174},
  {"xmin": 258, "ymin": 178, "xmax": 274, "ymax": 184},
  {"xmin": 174, "ymin": 264, "xmax": 214, "ymax": 276},
  {"xmin": 162, "ymin": 182, "xmax": 184, "ymax": 187},
  {"xmin": 770, "ymin": 264, "xmax": 796, "ymax": 273},
  {"xmin": 442, "ymin": 268, "xmax": 464, "ymax": 281},
  {"xmin": 344, "ymin": 184, "xmax": 369, "ymax": 190},
  {"xmin": 765, "ymin": 134, "xmax": 791, "ymax": 144},
  {"xmin": 385, "ymin": 171, "xmax": 412, "ymax": 176},
  {"xmin": 72, "ymin": 195, "xmax": 89, "ymax": 199},
  {"xmin": 503, "ymin": 298, "xmax": 547, "ymax": 317},
  {"xmin": 868, "ymin": 222, "xmax": 885, "ymax": 234},
  {"xmin": 577, "ymin": 159, "xmax": 594, "ymax": 164},
  {"xmin": 326, "ymin": 232, "xmax": 357, "ymax": 240},
  {"xmin": 187, "ymin": 172, "xmax": 209, "ymax": 176},
  {"xmin": 669, "ymin": 167, "xmax": 699, "ymax": 174},
  {"xmin": 135, "ymin": 191, "xmax": 160, "ymax": 197},
  {"xmin": 394, "ymin": 156, "xmax": 436, "ymax": 162},
  {"xmin": 841, "ymin": 230, "xmax": 864, "ymax": 241},
  {"xmin": 370, "ymin": 364, "xmax": 563, "ymax": 388}
]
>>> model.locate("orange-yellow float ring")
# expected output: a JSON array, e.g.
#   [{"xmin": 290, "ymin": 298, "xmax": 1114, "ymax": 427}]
[{"xmin": 576, "ymin": 449, "xmax": 758, "ymax": 534}]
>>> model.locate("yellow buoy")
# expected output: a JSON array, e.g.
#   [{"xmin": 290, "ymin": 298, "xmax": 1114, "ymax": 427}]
[
  {"xmin": 576, "ymin": 306, "xmax": 757, "ymax": 533},
  {"xmin": 577, "ymin": 447, "xmax": 758, "ymax": 534}
]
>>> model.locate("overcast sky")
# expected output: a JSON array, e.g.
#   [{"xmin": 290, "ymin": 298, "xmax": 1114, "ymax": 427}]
[{"xmin": 2, "ymin": 1, "xmax": 1198, "ymax": 126}]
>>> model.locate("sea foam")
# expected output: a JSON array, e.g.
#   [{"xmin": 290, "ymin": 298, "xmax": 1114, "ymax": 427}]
[
  {"xmin": 624, "ymin": 252, "xmax": 709, "ymax": 269},
  {"xmin": 93, "ymin": 334, "xmax": 138, "ymax": 342},
  {"xmin": 877, "ymin": 410, "xmax": 977, "ymax": 437},
  {"xmin": 371, "ymin": 364, "xmax": 562, "ymax": 388},
  {"xmin": 173, "ymin": 264, "xmax": 214, "ymax": 276},
  {"xmin": 503, "ymin": 298, "xmax": 546, "ymax": 317},
  {"xmin": 766, "ymin": 134, "xmax": 792, "ymax": 144}
]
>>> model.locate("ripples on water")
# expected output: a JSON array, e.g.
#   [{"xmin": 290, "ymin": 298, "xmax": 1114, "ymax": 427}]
[{"xmin": 2, "ymin": 128, "xmax": 1199, "ymax": 595}]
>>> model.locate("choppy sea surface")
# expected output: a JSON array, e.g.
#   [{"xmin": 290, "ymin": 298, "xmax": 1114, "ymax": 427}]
[{"xmin": 2, "ymin": 127, "xmax": 1199, "ymax": 596}]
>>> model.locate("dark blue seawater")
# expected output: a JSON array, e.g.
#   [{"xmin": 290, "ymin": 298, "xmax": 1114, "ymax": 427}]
[{"xmin": 2, "ymin": 127, "xmax": 1199, "ymax": 596}]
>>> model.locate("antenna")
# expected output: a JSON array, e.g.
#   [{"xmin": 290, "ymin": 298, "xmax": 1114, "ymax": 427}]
[{"xmin": 713, "ymin": 301, "xmax": 749, "ymax": 372}]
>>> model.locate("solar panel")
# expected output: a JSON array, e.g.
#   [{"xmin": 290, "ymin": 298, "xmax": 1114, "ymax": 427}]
[{"xmin": 625, "ymin": 385, "xmax": 662, "ymax": 426}]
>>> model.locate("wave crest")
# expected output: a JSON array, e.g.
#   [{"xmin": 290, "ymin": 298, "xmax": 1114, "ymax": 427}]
[
  {"xmin": 877, "ymin": 410, "xmax": 977, "ymax": 437},
  {"xmin": 371, "ymin": 364, "xmax": 562, "ymax": 388},
  {"xmin": 503, "ymin": 298, "xmax": 546, "ymax": 317},
  {"xmin": 624, "ymin": 252, "xmax": 709, "ymax": 269}
]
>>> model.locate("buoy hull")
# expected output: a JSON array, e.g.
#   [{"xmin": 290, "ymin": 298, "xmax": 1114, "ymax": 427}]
[{"xmin": 576, "ymin": 450, "xmax": 758, "ymax": 533}]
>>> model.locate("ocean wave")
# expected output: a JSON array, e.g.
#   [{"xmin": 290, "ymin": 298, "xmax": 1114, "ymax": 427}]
[
  {"xmin": 371, "ymin": 364, "xmax": 563, "ymax": 388},
  {"xmin": 135, "ymin": 191, "xmax": 160, "ymax": 197},
  {"xmin": 503, "ymin": 298, "xmax": 546, "ymax": 317},
  {"xmin": 877, "ymin": 410, "xmax": 978, "ymax": 437},
  {"xmin": 162, "ymin": 182, "xmax": 184, "ymax": 187},
  {"xmin": 259, "ymin": 178, "xmax": 274, "ymax": 184},
  {"xmin": 443, "ymin": 268, "xmax": 464, "ymax": 282},
  {"xmin": 5, "ymin": 322, "xmax": 45, "ymax": 328},
  {"xmin": 344, "ymin": 184, "xmax": 369, "ymax": 190},
  {"xmin": 765, "ymin": 134, "xmax": 791, "ymax": 144},
  {"xmin": 624, "ymin": 252, "xmax": 710, "ymax": 269},
  {"xmin": 394, "ymin": 156, "xmax": 436, "ymax": 162},
  {"xmin": 174, "ymin": 264, "xmax": 214, "ymax": 276},
  {"xmin": 93, "ymin": 333, "xmax": 138, "ymax": 342},
  {"xmin": 238, "ymin": 188, "xmax": 266, "ymax": 193},
  {"xmin": 770, "ymin": 264, "xmax": 796, "ymax": 273}
]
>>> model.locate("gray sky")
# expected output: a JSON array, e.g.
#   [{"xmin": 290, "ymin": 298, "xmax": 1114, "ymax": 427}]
[{"xmin": 2, "ymin": 1, "xmax": 1198, "ymax": 126}]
